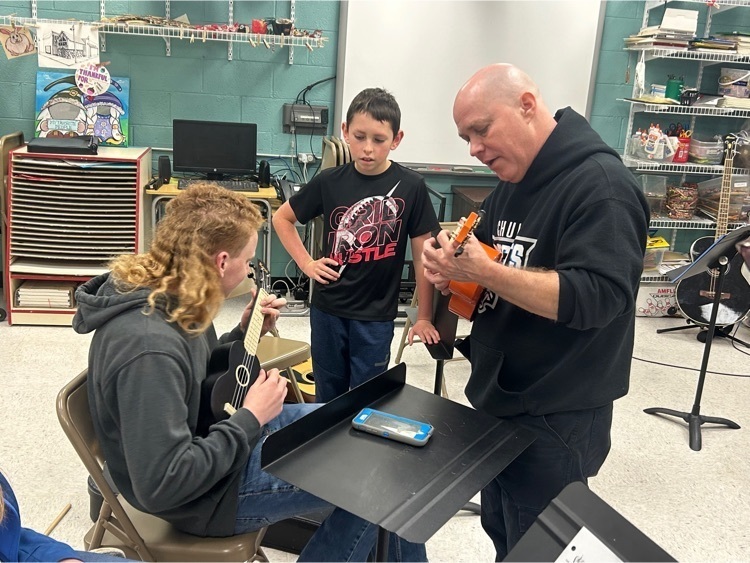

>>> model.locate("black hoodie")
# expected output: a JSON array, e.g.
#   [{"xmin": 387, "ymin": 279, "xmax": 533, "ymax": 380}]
[
  {"xmin": 465, "ymin": 108, "xmax": 649, "ymax": 417},
  {"xmin": 73, "ymin": 273, "xmax": 260, "ymax": 537}
]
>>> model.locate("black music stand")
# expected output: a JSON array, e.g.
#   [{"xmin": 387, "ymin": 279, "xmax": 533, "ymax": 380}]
[
  {"xmin": 423, "ymin": 292, "xmax": 480, "ymax": 515},
  {"xmin": 505, "ymin": 482, "xmax": 675, "ymax": 562},
  {"xmin": 261, "ymin": 363, "xmax": 535, "ymax": 561},
  {"xmin": 644, "ymin": 226, "xmax": 750, "ymax": 451}
]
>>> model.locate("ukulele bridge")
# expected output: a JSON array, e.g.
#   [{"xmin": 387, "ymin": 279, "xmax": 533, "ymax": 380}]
[{"xmin": 699, "ymin": 290, "xmax": 730, "ymax": 300}]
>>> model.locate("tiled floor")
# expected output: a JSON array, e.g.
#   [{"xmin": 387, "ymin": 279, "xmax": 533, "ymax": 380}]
[{"xmin": 1, "ymin": 300, "xmax": 749, "ymax": 561}]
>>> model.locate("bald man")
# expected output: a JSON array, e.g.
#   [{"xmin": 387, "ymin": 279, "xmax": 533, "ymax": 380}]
[{"xmin": 422, "ymin": 64, "xmax": 650, "ymax": 559}]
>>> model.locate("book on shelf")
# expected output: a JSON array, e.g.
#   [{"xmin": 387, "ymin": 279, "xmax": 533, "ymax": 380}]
[
  {"xmin": 626, "ymin": 7, "xmax": 698, "ymax": 49},
  {"xmin": 716, "ymin": 96, "xmax": 750, "ymax": 109},
  {"xmin": 689, "ymin": 37, "xmax": 737, "ymax": 51},
  {"xmin": 625, "ymin": 34, "xmax": 691, "ymax": 49},
  {"xmin": 714, "ymin": 31, "xmax": 750, "ymax": 54}
]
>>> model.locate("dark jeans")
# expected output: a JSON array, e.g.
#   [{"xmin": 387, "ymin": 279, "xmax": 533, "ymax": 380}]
[
  {"xmin": 310, "ymin": 307, "xmax": 394, "ymax": 402},
  {"xmin": 482, "ymin": 404, "xmax": 613, "ymax": 561},
  {"xmin": 235, "ymin": 403, "xmax": 426, "ymax": 561}
]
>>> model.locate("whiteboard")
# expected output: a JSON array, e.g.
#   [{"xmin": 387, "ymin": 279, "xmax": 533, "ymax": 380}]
[{"xmin": 335, "ymin": 0, "xmax": 605, "ymax": 166}]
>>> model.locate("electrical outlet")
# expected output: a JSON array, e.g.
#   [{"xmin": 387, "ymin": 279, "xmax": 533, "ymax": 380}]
[{"xmin": 297, "ymin": 153, "xmax": 314, "ymax": 164}]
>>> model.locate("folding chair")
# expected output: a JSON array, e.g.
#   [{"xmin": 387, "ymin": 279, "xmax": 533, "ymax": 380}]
[
  {"xmin": 56, "ymin": 369, "xmax": 268, "ymax": 562},
  {"xmin": 258, "ymin": 328, "xmax": 314, "ymax": 403}
]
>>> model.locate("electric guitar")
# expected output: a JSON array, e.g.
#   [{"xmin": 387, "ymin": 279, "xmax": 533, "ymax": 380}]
[
  {"xmin": 446, "ymin": 211, "xmax": 501, "ymax": 321},
  {"xmin": 198, "ymin": 284, "xmax": 268, "ymax": 435},
  {"xmin": 675, "ymin": 135, "xmax": 750, "ymax": 327}
]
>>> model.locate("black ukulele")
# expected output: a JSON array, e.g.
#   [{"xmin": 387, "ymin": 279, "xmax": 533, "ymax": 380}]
[
  {"xmin": 675, "ymin": 136, "xmax": 750, "ymax": 327},
  {"xmin": 197, "ymin": 287, "xmax": 268, "ymax": 435}
]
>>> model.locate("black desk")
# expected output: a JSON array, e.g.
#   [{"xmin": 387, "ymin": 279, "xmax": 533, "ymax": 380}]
[{"xmin": 262, "ymin": 363, "xmax": 534, "ymax": 551}]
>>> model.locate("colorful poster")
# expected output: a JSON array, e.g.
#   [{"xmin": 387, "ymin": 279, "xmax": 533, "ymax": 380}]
[
  {"xmin": 37, "ymin": 22, "xmax": 99, "ymax": 68},
  {"xmin": 35, "ymin": 70, "xmax": 130, "ymax": 147},
  {"xmin": 0, "ymin": 26, "xmax": 36, "ymax": 59}
]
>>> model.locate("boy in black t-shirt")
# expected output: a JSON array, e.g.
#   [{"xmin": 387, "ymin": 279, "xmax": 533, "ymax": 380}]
[{"xmin": 273, "ymin": 88, "xmax": 440, "ymax": 401}]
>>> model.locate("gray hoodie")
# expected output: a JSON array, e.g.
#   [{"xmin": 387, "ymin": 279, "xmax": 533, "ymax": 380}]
[{"xmin": 73, "ymin": 273, "xmax": 260, "ymax": 536}]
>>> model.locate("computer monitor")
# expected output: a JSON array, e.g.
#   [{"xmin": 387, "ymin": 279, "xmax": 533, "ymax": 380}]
[{"xmin": 172, "ymin": 119, "xmax": 257, "ymax": 180}]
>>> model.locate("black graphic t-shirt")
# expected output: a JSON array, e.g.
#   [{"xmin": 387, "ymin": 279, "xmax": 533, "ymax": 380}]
[{"xmin": 290, "ymin": 162, "xmax": 438, "ymax": 321}]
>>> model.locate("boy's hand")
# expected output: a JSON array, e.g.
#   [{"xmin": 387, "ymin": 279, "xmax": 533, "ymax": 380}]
[
  {"xmin": 409, "ymin": 319, "xmax": 440, "ymax": 346},
  {"xmin": 242, "ymin": 368, "xmax": 287, "ymax": 426},
  {"xmin": 304, "ymin": 257, "xmax": 341, "ymax": 284}
]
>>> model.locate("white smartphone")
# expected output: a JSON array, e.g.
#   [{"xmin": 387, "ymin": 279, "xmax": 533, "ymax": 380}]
[{"xmin": 351, "ymin": 408, "xmax": 434, "ymax": 447}]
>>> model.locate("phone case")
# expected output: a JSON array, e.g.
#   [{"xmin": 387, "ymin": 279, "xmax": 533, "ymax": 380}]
[{"xmin": 351, "ymin": 408, "xmax": 433, "ymax": 446}]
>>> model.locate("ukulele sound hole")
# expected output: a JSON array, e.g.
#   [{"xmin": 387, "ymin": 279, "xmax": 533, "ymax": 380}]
[{"xmin": 235, "ymin": 365, "xmax": 252, "ymax": 387}]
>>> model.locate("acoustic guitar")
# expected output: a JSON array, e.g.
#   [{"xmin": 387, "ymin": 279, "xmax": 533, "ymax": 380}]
[
  {"xmin": 674, "ymin": 135, "xmax": 750, "ymax": 327},
  {"xmin": 446, "ymin": 211, "xmax": 501, "ymax": 321},
  {"xmin": 289, "ymin": 358, "xmax": 316, "ymax": 403}
]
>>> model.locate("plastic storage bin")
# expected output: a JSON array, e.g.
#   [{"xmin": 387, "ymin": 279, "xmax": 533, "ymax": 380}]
[
  {"xmin": 697, "ymin": 175, "xmax": 750, "ymax": 221},
  {"xmin": 688, "ymin": 138, "xmax": 724, "ymax": 165},
  {"xmin": 639, "ymin": 175, "xmax": 667, "ymax": 216},
  {"xmin": 644, "ymin": 236, "xmax": 670, "ymax": 271}
]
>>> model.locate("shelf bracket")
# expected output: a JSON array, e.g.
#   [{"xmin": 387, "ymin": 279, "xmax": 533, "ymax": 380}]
[
  {"xmin": 228, "ymin": 0, "xmax": 234, "ymax": 61},
  {"xmin": 288, "ymin": 0, "xmax": 295, "ymax": 64},
  {"xmin": 164, "ymin": 0, "xmax": 171, "ymax": 56},
  {"xmin": 99, "ymin": 0, "xmax": 106, "ymax": 53}
]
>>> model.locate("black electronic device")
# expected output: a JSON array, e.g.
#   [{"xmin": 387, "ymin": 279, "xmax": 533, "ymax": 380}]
[
  {"xmin": 27, "ymin": 135, "xmax": 98, "ymax": 155},
  {"xmin": 172, "ymin": 119, "xmax": 257, "ymax": 181},
  {"xmin": 258, "ymin": 159, "xmax": 271, "ymax": 187},
  {"xmin": 275, "ymin": 179, "xmax": 297, "ymax": 202},
  {"xmin": 158, "ymin": 155, "xmax": 171, "ymax": 184}
]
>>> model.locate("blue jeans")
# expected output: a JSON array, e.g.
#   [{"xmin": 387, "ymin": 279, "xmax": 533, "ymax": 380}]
[
  {"xmin": 481, "ymin": 404, "xmax": 613, "ymax": 561},
  {"xmin": 310, "ymin": 307, "xmax": 394, "ymax": 402},
  {"xmin": 234, "ymin": 403, "xmax": 427, "ymax": 562}
]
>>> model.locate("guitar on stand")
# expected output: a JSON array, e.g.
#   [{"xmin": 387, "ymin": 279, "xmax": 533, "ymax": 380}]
[
  {"xmin": 665, "ymin": 135, "xmax": 750, "ymax": 343},
  {"xmin": 446, "ymin": 211, "xmax": 501, "ymax": 321}
]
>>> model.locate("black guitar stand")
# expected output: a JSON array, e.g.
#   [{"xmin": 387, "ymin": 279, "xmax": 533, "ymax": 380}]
[
  {"xmin": 656, "ymin": 319, "xmax": 750, "ymax": 347},
  {"xmin": 646, "ymin": 239, "xmax": 745, "ymax": 451}
]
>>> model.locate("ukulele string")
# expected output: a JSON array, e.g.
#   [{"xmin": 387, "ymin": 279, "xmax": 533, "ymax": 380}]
[{"xmin": 231, "ymin": 288, "xmax": 265, "ymax": 411}]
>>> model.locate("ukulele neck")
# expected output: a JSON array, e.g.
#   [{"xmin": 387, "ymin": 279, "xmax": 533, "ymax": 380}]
[{"xmin": 243, "ymin": 288, "xmax": 268, "ymax": 356}]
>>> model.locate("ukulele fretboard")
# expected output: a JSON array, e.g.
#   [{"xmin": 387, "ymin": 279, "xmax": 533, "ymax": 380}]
[{"xmin": 243, "ymin": 288, "xmax": 268, "ymax": 356}]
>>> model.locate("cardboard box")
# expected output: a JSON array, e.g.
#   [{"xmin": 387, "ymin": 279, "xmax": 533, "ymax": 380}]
[{"xmin": 636, "ymin": 283, "xmax": 679, "ymax": 317}]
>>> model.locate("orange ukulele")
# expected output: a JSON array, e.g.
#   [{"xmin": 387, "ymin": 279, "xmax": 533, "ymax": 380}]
[{"xmin": 447, "ymin": 211, "xmax": 501, "ymax": 321}]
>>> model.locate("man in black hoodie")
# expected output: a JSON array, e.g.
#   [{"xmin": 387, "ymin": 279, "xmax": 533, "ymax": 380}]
[{"xmin": 422, "ymin": 64, "xmax": 649, "ymax": 559}]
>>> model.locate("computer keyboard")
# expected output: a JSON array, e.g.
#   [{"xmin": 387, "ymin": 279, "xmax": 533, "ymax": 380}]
[{"xmin": 177, "ymin": 178, "xmax": 259, "ymax": 192}]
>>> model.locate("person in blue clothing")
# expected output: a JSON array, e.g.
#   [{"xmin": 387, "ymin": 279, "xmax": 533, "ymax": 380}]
[
  {"xmin": 273, "ymin": 87, "xmax": 441, "ymax": 402},
  {"xmin": 0, "ymin": 471, "xmax": 123, "ymax": 562},
  {"xmin": 422, "ymin": 63, "xmax": 649, "ymax": 560}
]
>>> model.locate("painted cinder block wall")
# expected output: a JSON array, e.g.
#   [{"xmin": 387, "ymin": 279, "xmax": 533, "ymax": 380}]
[
  {"xmin": 0, "ymin": 0, "xmax": 651, "ymax": 272},
  {"xmin": 0, "ymin": 1, "xmax": 645, "ymax": 163}
]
